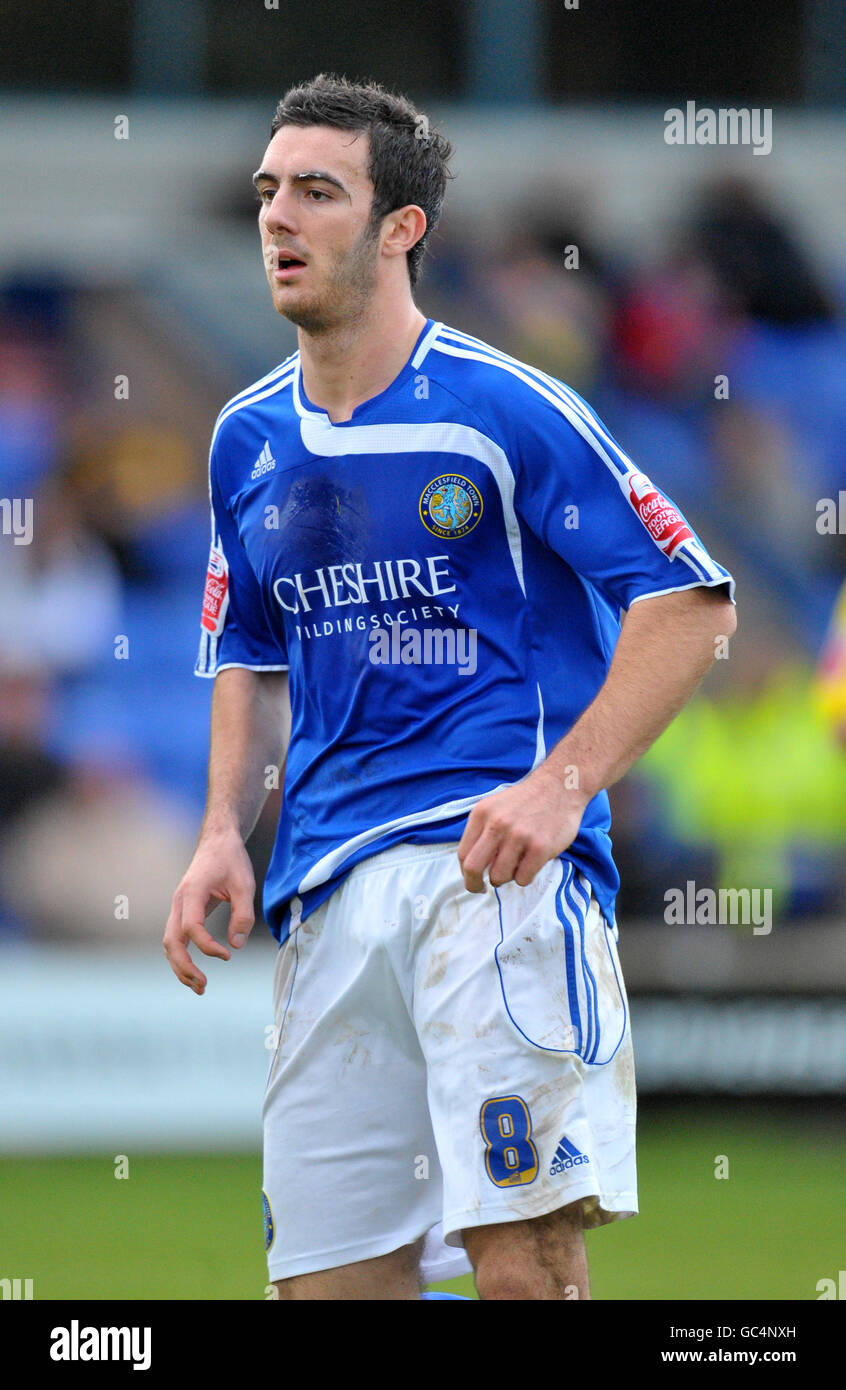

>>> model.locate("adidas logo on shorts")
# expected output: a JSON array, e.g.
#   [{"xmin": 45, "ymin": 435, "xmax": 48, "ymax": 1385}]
[
  {"xmin": 251, "ymin": 440, "xmax": 276, "ymax": 480},
  {"xmin": 549, "ymin": 1135, "xmax": 590, "ymax": 1176}
]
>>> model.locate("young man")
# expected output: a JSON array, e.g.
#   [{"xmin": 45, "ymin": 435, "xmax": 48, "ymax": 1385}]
[{"xmin": 164, "ymin": 74, "xmax": 736, "ymax": 1300}]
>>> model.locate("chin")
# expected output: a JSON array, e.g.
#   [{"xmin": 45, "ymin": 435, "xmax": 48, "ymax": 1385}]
[
  {"xmin": 271, "ymin": 289, "xmax": 308, "ymax": 321},
  {"xmin": 276, "ymin": 303, "xmax": 322, "ymax": 331},
  {"xmin": 275, "ymin": 296, "xmax": 342, "ymax": 335}
]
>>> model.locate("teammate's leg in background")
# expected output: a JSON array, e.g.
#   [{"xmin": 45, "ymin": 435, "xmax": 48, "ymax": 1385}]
[
  {"xmin": 273, "ymin": 1236, "xmax": 425, "ymax": 1300},
  {"xmin": 463, "ymin": 1201, "xmax": 590, "ymax": 1301}
]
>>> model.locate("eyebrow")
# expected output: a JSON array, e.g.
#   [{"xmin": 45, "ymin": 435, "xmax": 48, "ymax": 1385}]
[{"xmin": 251, "ymin": 168, "xmax": 351, "ymax": 198}]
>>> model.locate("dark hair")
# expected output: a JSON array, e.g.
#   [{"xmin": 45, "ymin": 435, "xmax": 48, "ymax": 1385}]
[{"xmin": 270, "ymin": 73, "xmax": 453, "ymax": 290}]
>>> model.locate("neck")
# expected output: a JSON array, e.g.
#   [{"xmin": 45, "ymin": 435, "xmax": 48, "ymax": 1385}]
[{"xmin": 297, "ymin": 290, "xmax": 427, "ymax": 423}]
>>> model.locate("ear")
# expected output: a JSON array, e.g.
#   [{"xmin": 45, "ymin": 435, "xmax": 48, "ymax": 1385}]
[{"xmin": 380, "ymin": 204, "xmax": 427, "ymax": 261}]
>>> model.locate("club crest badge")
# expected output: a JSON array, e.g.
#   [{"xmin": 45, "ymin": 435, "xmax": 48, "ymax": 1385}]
[{"xmin": 419, "ymin": 474, "xmax": 483, "ymax": 539}]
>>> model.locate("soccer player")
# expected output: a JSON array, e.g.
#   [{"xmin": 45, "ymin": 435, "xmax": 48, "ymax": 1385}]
[{"xmin": 164, "ymin": 74, "xmax": 736, "ymax": 1300}]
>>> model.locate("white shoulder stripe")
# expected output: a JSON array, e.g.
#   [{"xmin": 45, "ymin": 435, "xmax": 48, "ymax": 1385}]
[
  {"xmin": 674, "ymin": 539, "xmax": 732, "ymax": 588},
  {"xmin": 437, "ymin": 330, "xmax": 632, "ymax": 479},
  {"xmin": 433, "ymin": 335, "xmax": 730, "ymax": 592},
  {"xmin": 675, "ymin": 543, "xmax": 708, "ymax": 583},
  {"xmin": 197, "ymin": 363, "xmax": 297, "ymax": 679},
  {"xmin": 200, "ymin": 369, "xmax": 297, "ymax": 672},
  {"xmin": 218, "ymin": 353, "xmax": 299, "ymax": 416},
  {"xmin": 432, "ymin": 338, "xmax": 632, "ymax": 479},
  {"xmin": 440, "ymin": 327, "xmax": 639, "ymax": 480},
  {"xmin": 210, "ymin": 370, "xmax": 296, "ymax": 452},
  {"xmin": 411, "ymin": 319, "xmax": 445, "ymax": 368}
]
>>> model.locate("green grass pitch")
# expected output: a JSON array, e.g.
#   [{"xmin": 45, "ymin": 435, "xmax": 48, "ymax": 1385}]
[{"xmin": 0, "ymin": 1105, "xmax": 842, "ymax": 1300}]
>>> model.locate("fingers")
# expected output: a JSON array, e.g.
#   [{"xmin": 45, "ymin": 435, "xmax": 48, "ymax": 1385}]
[
  {"xmin": 164, "ymin": 886, "xmax": 232, "ymax": 996},
  {"xmin": 459, "ymin": 804, "xmax": 521, "ymax": 893},
  {"xmin": 180, "ymin": 885, "xmax": 232, "ymax": 962},
  {"xmin": 488, "ymin": 838, "xmax": 528, "ymax": 889},
  {"xmin": 458, "ymin": 793, "xmax": 559, "ymax": 894},
  {"xmin": 227, "ymin": 873, "xmax": 256, "ymax": 951},
  {"xmin": 512, "ymin": 843, "xmax": 552, "ymax": 888},
  {"xmin": 163, "ymin": 904, "xmax": 209, "ymax": 996},
  {"xmin": 164, "ymin": 835, "xmax": 258, "ymax": 993},
  {"xmin": 461, "ymin": 824, "xmax": 538, "ymax": 894},
  {"xmin": 457, "ymin": 810, "xmax": 496, "ymax": 893}
]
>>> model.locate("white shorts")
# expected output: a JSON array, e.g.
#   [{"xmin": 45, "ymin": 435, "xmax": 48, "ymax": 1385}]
[{"xmin": 262, "ymin": 841, "xmax": 637, "ymax": 1285}]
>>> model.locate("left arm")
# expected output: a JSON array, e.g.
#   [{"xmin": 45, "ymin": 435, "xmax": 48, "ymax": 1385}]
[{"xmin": 458, "ymin": 585, "xmax": 736, "ymax": 892}]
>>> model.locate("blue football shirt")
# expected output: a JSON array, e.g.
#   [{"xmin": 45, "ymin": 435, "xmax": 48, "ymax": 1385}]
[{"xmin": 195, "ymin": 319, "xmax": 735, "ymax": 941}]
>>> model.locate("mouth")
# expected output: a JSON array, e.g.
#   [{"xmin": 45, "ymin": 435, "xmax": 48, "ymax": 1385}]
[{"xmin": 271, "ymin": 251, "xmax": 307, "ymax": 282}]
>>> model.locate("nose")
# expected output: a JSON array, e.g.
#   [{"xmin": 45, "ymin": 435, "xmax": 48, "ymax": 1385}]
[{"xmin": 264, "ymin": 186, "xmax": 298, "ymax": 237}]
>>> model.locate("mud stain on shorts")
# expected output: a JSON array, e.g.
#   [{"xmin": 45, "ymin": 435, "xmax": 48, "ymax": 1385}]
[{"xmin": 423, "ymin": 950, "xmax": 450, "ymax": 988}]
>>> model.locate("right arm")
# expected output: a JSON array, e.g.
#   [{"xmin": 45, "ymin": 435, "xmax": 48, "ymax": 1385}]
[{"xmin": 163, "ymin": 667, "xmax": 290, "ymax": 994}]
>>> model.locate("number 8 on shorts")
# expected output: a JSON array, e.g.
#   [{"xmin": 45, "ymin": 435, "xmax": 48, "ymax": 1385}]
[{"xmin": 480, "ymin": 1095, "xmax": 539, "ymax": 1188}]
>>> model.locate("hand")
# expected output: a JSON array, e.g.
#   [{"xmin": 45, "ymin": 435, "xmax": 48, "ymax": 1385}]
[
  {"xmin": 163, "ymin": 829, "xmax": 256, "ymax": 994},
  {"xmin": 457, "ymin": 766, "xmax": 588, "ymax": 894}
]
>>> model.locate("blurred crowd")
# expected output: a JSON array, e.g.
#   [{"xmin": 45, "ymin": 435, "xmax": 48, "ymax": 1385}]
[{"xmin": 1, "ymin": 176, "xmax": 845, "ymax": 941}]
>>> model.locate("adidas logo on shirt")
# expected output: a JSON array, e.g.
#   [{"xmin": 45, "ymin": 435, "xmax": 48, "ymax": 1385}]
[
  {"xmin": 251, "ymin": 440, "xmax": 276, "ymax": 480},
  {"xmin": 549, "ymin": 1135, "xmax": 590, "ymax": 1176}
]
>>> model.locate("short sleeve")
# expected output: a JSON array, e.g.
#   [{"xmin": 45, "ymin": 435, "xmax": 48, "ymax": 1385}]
[
  {"xmin": 194, "ymin": 437, "xmax": 288, "ymax": 678},
  {"xmin": 512, "ymin": 380, "xmax": 735, "ymax": 611}
]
